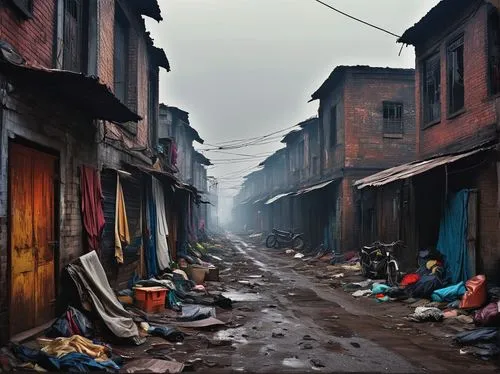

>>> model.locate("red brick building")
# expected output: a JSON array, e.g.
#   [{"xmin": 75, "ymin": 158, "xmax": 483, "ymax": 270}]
[
  {"xmin": 0, "ymin": 0, "xmax": 168, "ymax": 342},
  {"xmin": 355, "ymin": 0, "xmax": 500, "ymax": 281},
  {"xmin": 310, "ymin": 66, "xmax": 416, "ymax": 253}
]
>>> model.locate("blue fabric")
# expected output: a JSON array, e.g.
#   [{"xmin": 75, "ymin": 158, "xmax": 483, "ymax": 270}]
[
  {"xmin": 436, "ymin": 190, "xmax": 470, "ymax": 284},
  {"xmin": 431, "ymin": 282, "xmax": 466, "ymax": 302},
  {"xmin": 146, "ymin": 189, "xmax": 159, "ymax": 277},
  {"xmin": 372, "ymin": 283, "xmax": 391, "ymax": 295}
]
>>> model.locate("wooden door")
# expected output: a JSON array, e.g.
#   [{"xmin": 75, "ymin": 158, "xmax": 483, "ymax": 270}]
[{"xmin": 9, "ymin": 143, "xmax": 57, "ymax": 335}]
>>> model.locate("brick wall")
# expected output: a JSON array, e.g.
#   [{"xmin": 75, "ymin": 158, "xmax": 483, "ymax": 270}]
[
  {"xmin": 416, "ymin": 5, "xmax": 497, "ymax": 158},
  {"xmin": 0, "ymin": 1, "xmax": 55, "ymax": 67},
  {"xmin": 344, "ymin": 71, "xmax": 416, "ymax": 169}
]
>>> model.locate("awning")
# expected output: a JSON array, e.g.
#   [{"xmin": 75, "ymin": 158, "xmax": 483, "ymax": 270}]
[
  {"xmin": 265, "ymin": 192, "xmax": 294, "ymax": 205},
  {"xmin": 0, "ymin": 59, "xmax": 141, "ymax": 123},
  {"xmin": 296, "ymin": 179, "xmax": 336, "ymax": 195},
  {"xmin": 354, "ymin": 147, "xmax": 494, "ymax": 190}
]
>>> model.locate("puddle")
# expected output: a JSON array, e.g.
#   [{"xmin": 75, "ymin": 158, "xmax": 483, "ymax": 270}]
[
  {"xmin": 282, "ymin": 357, "xmax": 309, "ymax": 369},
  {"xmin": 223, "ymin": 291, "xmax": 263, "ymax": 302}
]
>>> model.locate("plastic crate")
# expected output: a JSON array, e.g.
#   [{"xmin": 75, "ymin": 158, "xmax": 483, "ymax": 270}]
[{"xmin": 134, "ymin": 286, "xmax": 167, "ymax": 313}]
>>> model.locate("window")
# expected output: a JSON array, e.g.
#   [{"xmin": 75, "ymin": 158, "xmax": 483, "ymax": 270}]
[
  {"xmin": 329, "ymin": 105, "xmax": 337, "ymax": 147},
  {"xmin": 488, "ymin": 10, "xmax": 500, "ymax": 95},
  {"xmin": 383, "ymin": 102, "xmax": 403, "ymax": 135},
  {"xmin": 423, "ymin": 54, "xmax": 441, "ymax": 125},
  {"xmin": 10, "ymin": 0, "xmax": 33, "ymax": 18},
  {"xmin": 63, "ymin": 0, "xmax": 87, "ymax": 72},
  {"xmin": 447, "ymin": 35, "xmax": 465, "ymax": 114},
  {"xmin": 114, "ymin": 7, "xmax": 129, "ymax": 104}
]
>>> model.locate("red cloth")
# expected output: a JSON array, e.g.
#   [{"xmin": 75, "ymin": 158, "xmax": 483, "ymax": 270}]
[
  {"xmin": 400, "ymin": 273, "xmax": 421, "ymax": 287},
  {"xmin": 80, "ymin": 165, "xmax": 105, "ymax": 253}
]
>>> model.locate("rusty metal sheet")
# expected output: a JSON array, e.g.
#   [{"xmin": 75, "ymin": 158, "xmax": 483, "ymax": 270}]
[{"xmin": 354, "ymin": 147, "xmax": 494, "ymax": 190}]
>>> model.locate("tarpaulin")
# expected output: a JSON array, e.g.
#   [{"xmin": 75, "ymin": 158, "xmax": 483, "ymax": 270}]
[
  {"xmin": 436, "ymin": 190, "xmax": 470, "ymax": 284},
  {"xmin": 152, "ymin": 177, "xmax": 171, "ymax": 269},
  {"xmin": 146, "ymin": 189, "xmax": 159, "ymax": 277},
  {"xmin": 66, "ymin": 251, "xmax": 140, "ymax": 340},
  {"xmin": 80, "ymin": 165, "xmax": 105, "ymax": 253},
  {"xmin": 114, "ymin": 174, "xmax": 130, "ymax": 264}
]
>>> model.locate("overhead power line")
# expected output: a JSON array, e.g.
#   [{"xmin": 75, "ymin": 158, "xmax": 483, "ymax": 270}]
[{"xmin": 313, "ymin": 0, "xmax": 401, "ymax": 38}]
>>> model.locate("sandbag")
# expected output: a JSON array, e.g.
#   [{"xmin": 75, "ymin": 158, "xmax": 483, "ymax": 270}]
[
  {"xmin": 460, "ymin": 275, "xmax": 487, "ymax": 309},
  {"xmin": 431, "ymin": 282, "xmax": 466, "ymax": 302},
  {"xmin": 46, "ymin": 307, "xmax": 94, "ymax": 338},
  {"xmin": 474, "ymin": 302, "xmax": 500, "ymax": 327}
]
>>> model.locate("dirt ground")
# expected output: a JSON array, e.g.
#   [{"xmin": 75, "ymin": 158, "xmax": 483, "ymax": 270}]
[{"xmin": 114, "ymin": 233, "xmax": 500, "ymax": 373}]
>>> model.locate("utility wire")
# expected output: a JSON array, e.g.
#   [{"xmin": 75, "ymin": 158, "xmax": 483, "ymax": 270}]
[{"xmin": 313, "ymin": 0, "xmax": 401, "ymax": 38}]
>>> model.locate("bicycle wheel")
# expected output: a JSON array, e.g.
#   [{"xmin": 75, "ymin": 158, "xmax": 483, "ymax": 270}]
[
  {"xmin": 292, "ymin": 237, "xmax": 304, "ymax": 250},
  {"xmin": 387, "ymin": 261, "xmax": 400, "ymax": 287},
  {"xmin": 266, "ymin": 234, "xmax": 277, "ymax": 248}
]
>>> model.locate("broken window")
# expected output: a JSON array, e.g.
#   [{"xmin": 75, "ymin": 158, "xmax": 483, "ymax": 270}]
[
  {"xmin": 423, "ymin": 54, "xmax": 441, "ymax": 125},
  {"xmin": 447, "ymin": 35, "xmax": 465, "ymax": 114},
  {"xmin": 63, "ymin": 0, "xmax": 88, "ymax": 72},
  {"xmin": 114, "ymin": 7, "xmax": 129, "ymax": 104},
  {"xmin": 329, "ymin": 105, "xmax": 337, "ymax": 147},
  {"xmin": 10, "ymin": 0, "xmax": 32, "ymax": 18},
  {"xmin": 488, "ymin": 9, "xmax": 500, "ymax": 95},
  {"xmin": 383, "ymin": 101, "xmax": 403, "ymax": 135}
]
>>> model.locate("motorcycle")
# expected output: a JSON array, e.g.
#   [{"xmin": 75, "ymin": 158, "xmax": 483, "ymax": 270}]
[
  {"xmin": 266, "ymin": 229, "xmax": 305, "ymax": 250},
  {"xmin": 359, "ymin": 240, "xmax": 404, "ymax": 286}
]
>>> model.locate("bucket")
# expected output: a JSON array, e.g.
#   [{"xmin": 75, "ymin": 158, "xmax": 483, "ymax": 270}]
[{"xmin": 189, "ymin": 266, "xmax": 209, "ymax": 285}]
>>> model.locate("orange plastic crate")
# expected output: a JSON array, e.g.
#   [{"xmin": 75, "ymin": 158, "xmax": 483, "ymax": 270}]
[{"xmin": 134, "ymin": 287, "xmax": 167, "ymax": 313}]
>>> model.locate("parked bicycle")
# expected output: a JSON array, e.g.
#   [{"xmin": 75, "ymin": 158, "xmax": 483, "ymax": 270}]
[
  {"xmin": 359, "ymin": 240, "xmax": 404, "ymax": 286},
  {"xmin": 266, "ymin": 228, "xmax": 305, "ymax": 250}
]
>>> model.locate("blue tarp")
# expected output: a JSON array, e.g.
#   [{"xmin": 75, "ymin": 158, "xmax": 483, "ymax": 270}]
[
  {"xmin": 436, "ymin": 190, "xmax": 470, "ymax": 284},
  {"xmin": 146, "ymin": 186, "xmax": 159, "ymax": 277},
  {"xmin": 431, "ymin": 282, "xmax": 466, "ymax": 302}
]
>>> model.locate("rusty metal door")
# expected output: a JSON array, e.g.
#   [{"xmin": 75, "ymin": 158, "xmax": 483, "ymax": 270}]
[{"xmin": 9, "ymin": 143, "xmax": 57, "ymax": 335}]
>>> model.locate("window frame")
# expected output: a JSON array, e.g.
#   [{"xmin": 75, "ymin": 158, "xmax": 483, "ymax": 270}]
[
  {"xmin": 113, "ymin": 6, "xmax": 129, "ymax": 105},
  {"xmin": 10, "ymin": 0, "xmax": 33, "ymax": 19},
  {"xmin": 488, "ymin": 8, "xmax": 500, "ymax": 97},
  {"xmin": 382, "ymin": 101, "xmax": 404, "ymax": 137},
  {"xmin": 446, "ymin": 34, "xmax": 465, "ymax": 117},
  {"xmin": 422, "ymin": 53, "xmax": 441, "ymax": 128},
  {"xmin": 329, "ymin": 105, "xmax": 337, "ymax": 148}
]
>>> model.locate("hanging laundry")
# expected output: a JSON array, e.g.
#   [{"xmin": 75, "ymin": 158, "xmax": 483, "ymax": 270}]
[
  {"xmin": 114, "ymin": 173, "xmax": 130, "ymax": 264},
  {"xmin": 152, "ymin": 177, "xmax": 171, "ymax": 270},
  {"xmin": 80, "ymin": 165, "xmax": 105, "ymax": 253}
]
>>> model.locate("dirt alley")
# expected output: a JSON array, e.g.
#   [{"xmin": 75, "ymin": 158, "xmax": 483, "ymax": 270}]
[{"xmin": 124, "ymin": 234, "xmax": 500, "ymax": 373}]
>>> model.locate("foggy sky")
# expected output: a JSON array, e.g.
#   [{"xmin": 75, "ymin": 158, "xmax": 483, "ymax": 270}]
[{"xmin": 145, "ymin": 0, "xmax": 440, "ymax": 197}]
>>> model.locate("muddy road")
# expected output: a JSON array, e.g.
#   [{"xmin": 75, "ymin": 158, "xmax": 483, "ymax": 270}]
[{"xmin": 184, "ymin": 234, "xmax": 499, "ymax": 373}]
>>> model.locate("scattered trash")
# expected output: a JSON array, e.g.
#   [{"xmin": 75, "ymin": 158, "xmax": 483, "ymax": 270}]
[
  {"xmin": 332, "ymin": 273, "xmax": 344, "ymax": 279},
  {"xmin": 350, "ymin": 342, "xmax": 361, "ymax": 348},
  {"xmin": 408, "ymin": 307, "xmax": 443, "ymax": 322},
  {"xmin": 310, "ymin": 358, "xmax": 325, "ymax": 368},
  {"xmin": 352, "ymin": 289, "xmax": 372, "ymax": 298},
  {"xmin": 294, "ymin": 253, "xmax": 305, "ymax": 259},
  {"xmin": 272, "ymin": 329, "xmax": 285, "ymax": 338},
  {"xmin": 121, "ymin": 358, "xmax": 185, "ymax": 373}
]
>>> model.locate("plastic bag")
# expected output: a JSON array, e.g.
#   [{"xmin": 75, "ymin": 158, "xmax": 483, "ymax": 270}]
[
  {"xmin": 460, "ymin": 275, "xmax": 487, "ymax": 309},
  {"xmin": 45, "ymin": 306, "xmax": 94, "ymax": 338}
]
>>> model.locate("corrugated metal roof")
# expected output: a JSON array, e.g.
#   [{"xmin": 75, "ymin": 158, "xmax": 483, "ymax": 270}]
[
  {"xmin": 265, "ymin": 192, "xmax": 294, "ymax": 205},
  {"xmin": 296, "ymin": 179, "xmax": 336, "ymax": 195},
  {"xmin": 354, "ymin": 147, "xmax": 494, "ymax": 190},
  {"xmin": 0, "ymin": 60, "xmax": 141, "ymax": 123}
]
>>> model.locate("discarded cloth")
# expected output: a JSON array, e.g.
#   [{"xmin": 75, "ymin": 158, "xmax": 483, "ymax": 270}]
[
  {"xmin": 66, "ymin": 251, "xmax": 140, "ymax": 340},
  {"xmin": 454, "ymin": 327, "xmax": 499, "ymax": 345},
  {"xmin": 405, "ymin": 274, "xmax": 444, "ymax": 299},
  {"xmin": 474, "ymin": 302, "xmax": 500, "ymax": 327},
  {"xmin": 114, "ymin": 173, "xmax": 130, "ymax": 264},
  {"xmin": 431, "ymin": 282, "xmax": 466, "ymax": 302},
  {"xmin": 148, "ymin": 326, "xmax": 184, "ymax": 342},
  {"xmin": 178, "ymin": 305, "xmax": 215, "ymax": 321},
  {"xmin": 46, "ymin": 306, "xmax": 94, "ymax": 339},
  {"xmin": 400, "ymin": 273, "xmax": 420, "ymax": 287},
  {"xmin": 372, "ymin": 283, "xmax": 390, "ymax": 295},
  {"xmin": 408, "ymin": 307, "xmax": 444, "ymax": 322},
  {"xmin": 375, "ymin": 294, "xmax": 390, "ymax": 303},
  {"xmin": 460, "ymin": 275, "xmax": 487, "ymax": 309},
  {"xmin": 39, "ymin": 335, "xmax": 110, "ymax": 361},
  {"xmin": 460, "ymin": 343, "xmax": 500, "ymax": 359},
  {"xmin": 352, "ymin": 289, "xmax": 372, "ymax": 298},
  {"xmin": 80, "ymin": 165, "xmax": 105, "ymax": 253},
  {"xmin": 385, "ymin": 287, "xmax": 408, "ymax": 300},
  {"xmin": 152, "ymin": 177, "xmax": 171, "ymax": 270}
]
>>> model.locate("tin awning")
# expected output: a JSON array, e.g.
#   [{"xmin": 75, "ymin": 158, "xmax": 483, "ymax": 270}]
[
  {"xmin": 296, "ymin": 179, "xmax": 336, "ymax": 195},
  {"xmin": 265, "ymin": 192, "xmax": 294, "ymax": 205},
  {"xmin": 354, "ymin": 146, "xmax": 494, "ymax": 190},
  {"xmin": 0, "ymin": 60, "xmax": 141, "ymax": 123}
]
